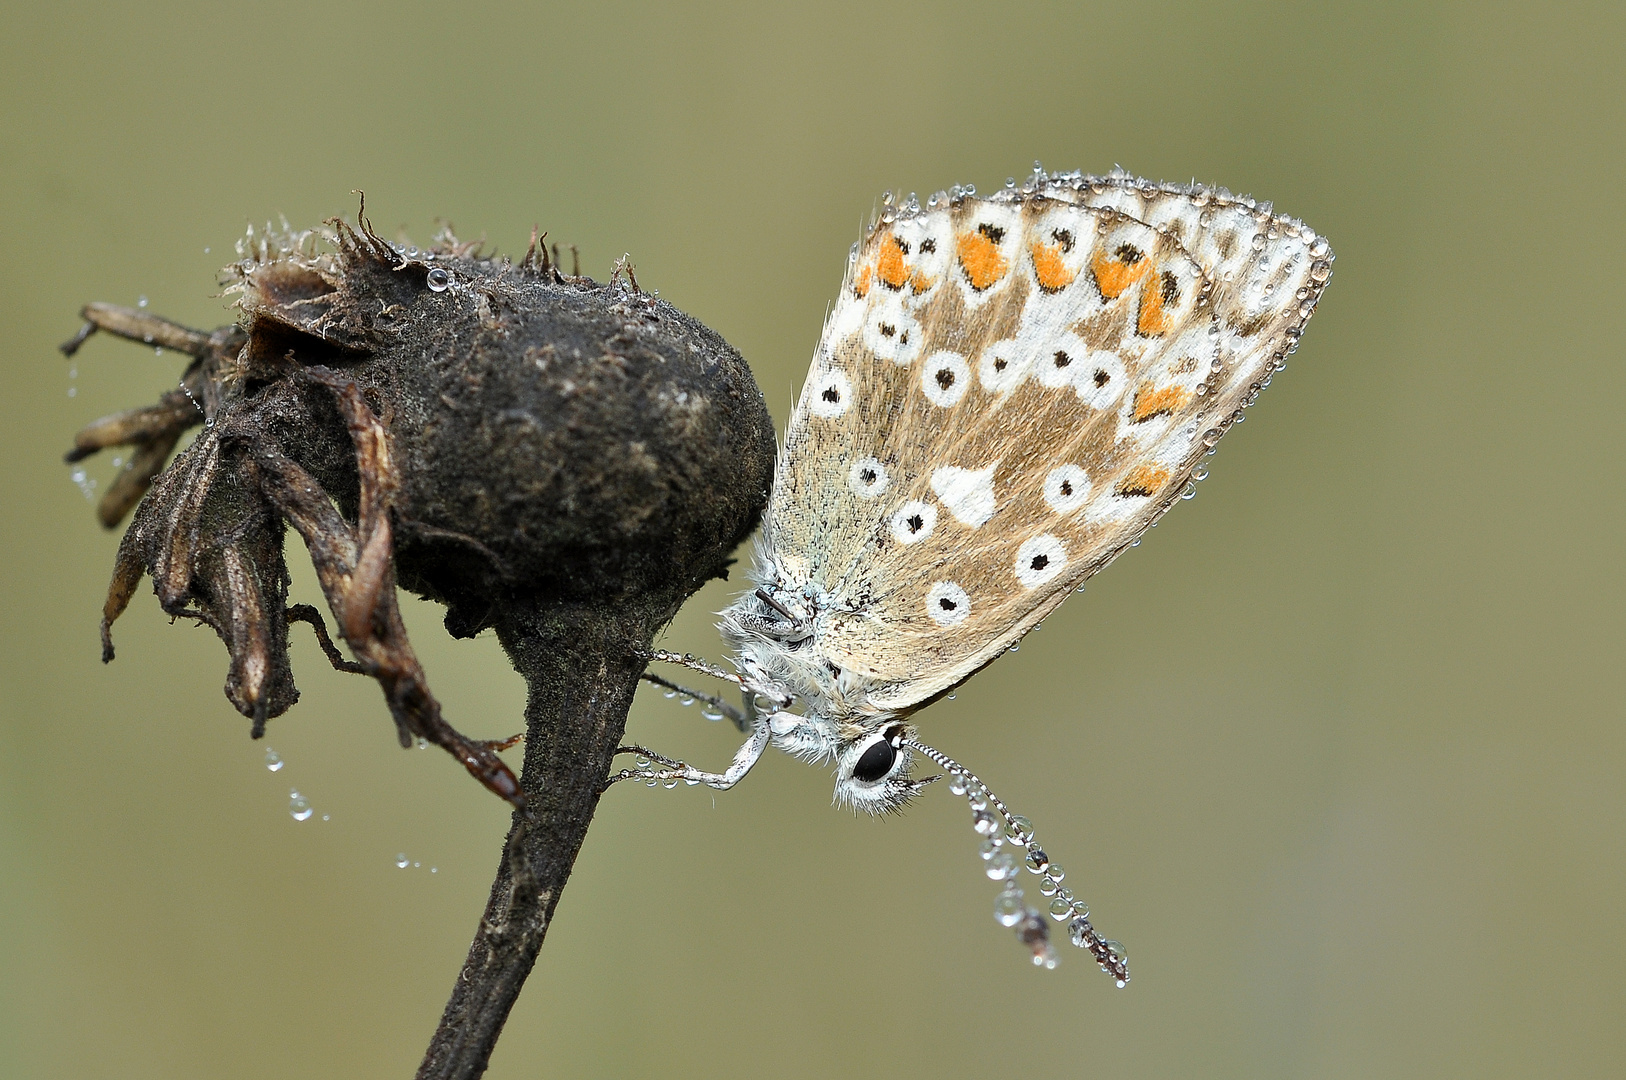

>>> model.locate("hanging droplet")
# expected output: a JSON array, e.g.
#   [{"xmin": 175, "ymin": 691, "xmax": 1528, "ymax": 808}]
[
  {"xmin": 265, "ymin": 748, "xmax": 284, "ymax": 772},
  {"xmin": 288, "ymin": 791, "xmax": 312, "ymax": 821},
  {"xmin": 396, "ymin": 854, "xmax": 410, "ymax": 869},
  {"xmin": 986, "ymin": 850, "xmax": 1018, "ymax": 880},
  {"xmin": 994, "ymin": 887, "xmax": 1025, "ymax": 927}
]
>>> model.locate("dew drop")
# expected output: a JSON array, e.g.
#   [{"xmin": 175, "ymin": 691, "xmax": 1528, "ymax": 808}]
[
  {"xmin": 288, "ymin": 791, "xmax": 312, "ymax": 821},
  {"xmin": 137, "ymin": 295, "xmax": 149, "ymax": 308},
  {"xmin": 265, "ymin": 748, "xmax": 284, "ymax": 772},
  {"xmin": 1025, "ymin": 847, "xmax": 1050, "ymax": 874},
  {"xmin": 701, "ymin": 705, "xmax": 723, "ymax": 721},
  {"xmin": 1049, "ymin": 898, "xmax": 1074, "ymax": 921},
  {"xmin": 426, "ymin": 267, "xmax": 451, "ymax": 292},
  {"xmin": 987, "ymin": 850, "xmax": 1019, "ymax": 880},
  {"xmin": 972, "ymin": 809, "xmax": 998, "ymax": 835},
  {"xmin": 948, "ymin": 771, "xmax": 969, "ymax": 796},
  {"xmin": 994, "ymin": 887, "xmax": 1025, "ymax": 927},
  {"xmin": 416, "ymin": 737, "xmax": 429, "ymax": 749},
  {"xmin": 396, "ymin": 854, "xmax": 410, "ymax": 868},
  {"xmin": 1005, "ymin": 816, "xmax": 1034, "ymax": 845}
]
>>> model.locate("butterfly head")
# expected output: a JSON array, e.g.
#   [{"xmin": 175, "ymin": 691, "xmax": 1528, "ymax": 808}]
[{"xmin": 723, "ymin": 584, "xmax": 935, "ymax": 813}]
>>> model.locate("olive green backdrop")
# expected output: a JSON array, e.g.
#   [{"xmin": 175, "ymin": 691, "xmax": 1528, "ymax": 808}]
[{"xmin": 2, "ymin": 2, "xmax": 1620, "ymax": 1077}]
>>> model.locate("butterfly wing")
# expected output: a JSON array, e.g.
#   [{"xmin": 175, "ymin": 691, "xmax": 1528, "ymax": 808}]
[{"xmin": 763, "ymin": 172, "xmax": 1332, "ymax": 713}]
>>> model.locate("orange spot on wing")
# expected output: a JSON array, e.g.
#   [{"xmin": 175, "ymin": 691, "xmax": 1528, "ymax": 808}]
[
  {"xmin": 1031, "ymin": 240, "xmax": 1077, "ymax": 292},
  {"xmin": 1136, "ymin": 273, "xmax": 1173, "ymax": 336},
  {"xmin": 1131, "ymin": 383, "xmax": 1192, "ymax": 423},
  {"xmin": 853, "ymin": 263, "xmax": 873, "ymax": 298},
  {"xmin": 1115, "ymin": 464, "xmax": 1170, "ymax": 497},
  {"xmin": 956, "ymin": 228, "xmax": 1009, "ymax": 290},
  {"xmin": 876, "ymin": 235, "xmax": 909, "ymax": 291},
  {"xmin": 1090, "ymin": 247, "xmax": 1151, "ymax": 300},
  {"xmin": 909, "ymin": 269, "xmax": 936, "ymax": 294}
]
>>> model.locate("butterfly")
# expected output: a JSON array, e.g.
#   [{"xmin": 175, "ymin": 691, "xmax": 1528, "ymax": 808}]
[{"xmin": 626, "ymin": 166, "xmax": 1332, "ymax": 977}]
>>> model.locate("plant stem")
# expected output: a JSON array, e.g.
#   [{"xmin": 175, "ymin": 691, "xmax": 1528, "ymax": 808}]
[{"xmin": 415, "ymin": 598, "xmax": 659, "ymax": 1080}]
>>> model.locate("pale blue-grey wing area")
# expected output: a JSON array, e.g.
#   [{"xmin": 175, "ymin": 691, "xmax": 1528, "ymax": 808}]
[{"xmin": 767, "ymin": 174, "xmax": 1332, "ymax": 712}]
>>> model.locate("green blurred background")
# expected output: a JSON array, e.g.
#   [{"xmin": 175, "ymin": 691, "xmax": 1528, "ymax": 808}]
[{"xmin": 3, "ymin": 2, "xmax": 1621, "ymax": 1076}]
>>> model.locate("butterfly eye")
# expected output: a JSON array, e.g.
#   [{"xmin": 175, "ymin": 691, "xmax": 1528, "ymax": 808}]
[{"xmin": 851, "ymin": 734, "xmax": 898, "ymax": 783}]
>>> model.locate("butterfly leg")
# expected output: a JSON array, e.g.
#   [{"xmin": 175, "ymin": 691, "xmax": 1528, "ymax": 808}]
[
  {"xmin": 606, "ymin": 704, "xmax": 772, "ymax": 792},
  {"xmin": 645, "ymin": 649, "xmax": 792, "ymax": 709},
  {"xmin": 638, "ymin": 671, "xmax": 747, "ymax": 729}
]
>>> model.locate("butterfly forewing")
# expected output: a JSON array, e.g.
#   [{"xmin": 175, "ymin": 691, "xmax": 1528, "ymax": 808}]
[{"xmin": 764, "ymin": 174, "xmax": 1331, "ymax": 711}]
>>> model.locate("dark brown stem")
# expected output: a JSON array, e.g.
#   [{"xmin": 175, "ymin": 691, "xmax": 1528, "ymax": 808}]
[{"xmin": 414, "ymin": 597, "xmax": 660, "ymax": 1080}]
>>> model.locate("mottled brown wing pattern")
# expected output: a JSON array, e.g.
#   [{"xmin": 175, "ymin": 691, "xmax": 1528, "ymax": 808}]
[{"xmin": 763, "ymin": 173, "xmax": 1332, "ymax": 712}]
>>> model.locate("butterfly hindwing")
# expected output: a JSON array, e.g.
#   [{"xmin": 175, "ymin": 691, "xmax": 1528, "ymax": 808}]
[{"xmin": 765, "ymin": 173, "xmax": 1331, "ymax": 711}]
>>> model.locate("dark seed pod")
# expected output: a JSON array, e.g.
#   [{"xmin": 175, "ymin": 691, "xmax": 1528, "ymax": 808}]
[{"xmin": 64, "ymin": 207, "xmax": 777, "ymax": 804}]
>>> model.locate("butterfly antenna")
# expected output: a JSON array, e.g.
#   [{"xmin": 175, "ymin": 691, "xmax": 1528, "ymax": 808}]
[{"xmin": 905, "ymin": 738, "xmax": 1130, "ymax": 986}]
